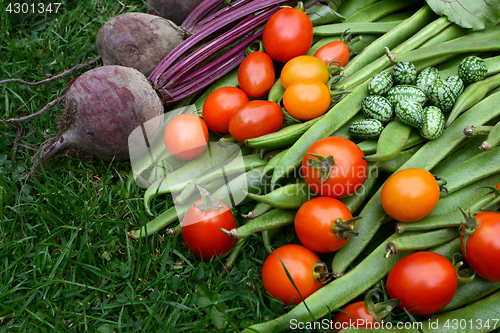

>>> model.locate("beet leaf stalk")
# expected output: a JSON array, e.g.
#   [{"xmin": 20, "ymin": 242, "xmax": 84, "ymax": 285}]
[{"xmin": 148, "ymin": 0, "xmax": 299, "ymax": 105}]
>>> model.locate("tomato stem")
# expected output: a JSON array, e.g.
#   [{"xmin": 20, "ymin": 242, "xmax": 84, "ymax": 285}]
[
  {"xmin": 306, "ymin": 153, "xmax": 335, "ymax": 183},
  {"xmin": 193, "ymin": 184, "xmax": 226, "ymax": 211},
  {"xmin": 331, "ymin": 216, "xmax": 361, "ymax": 240},
  {"xmin": 364, "ymin": 288, "xmax": 399, "ymax": 322},
  {"xmin": 435, "ymin": 176, "xmax": 449, "ymax": 198},
  {"xmin": 458, "ymin": 206, "xmax": 479, "ymax": 258}
]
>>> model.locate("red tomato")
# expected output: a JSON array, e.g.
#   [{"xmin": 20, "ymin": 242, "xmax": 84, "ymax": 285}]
[
  {"xmin": 238, "ymin": 51, "xmax": 275, "ymax": 98},
  {"xmin": 202, "ymin": 87, "xmax": 249, "ymax": 134},
  {"xmin": 461, "ymin": 211, "xmax": 500, "ymax": 282},
  {"xmin": 381, "ymin": 168, "xmax": 440, "ymax": 222},
  {"xmin": 229, "ymin": 100, "xmax": 283, "ymax": 142},
  {"xmin": 262, "ymin": 8, "xmax": 313, "ymax": 63},
  {"xmin": 496, "ymin": 182, "xmax": 500, "ymax": 196},
  {"xmin": 164, "ymin": 114, "xmax": 209, "ymax": 160},
  {"xmin": 386, "ymin": 251, "xmax": 457, "ymax": 316},
  {"xmin": 294, "ymin": 197, "xmax": 353, "ymax": 253},
  {"xmin": 182, "ymin": 200, "xmax": 237, "ymax": 260},
  {"xmin": 314, "ymin": 40, "xmax": 350, "ymax": 68},
  {"xmin": 283, "ymin": 79, "xmax": 331, "ymax": 120},
  {"xmin": 280, "ymin": 55, "xmax": 330, "ymax": 89},
  {"xmin": 301, "ymin": 137, "xmax": 368, "ymax": 198},
  {"xmin": 332, "ymin": 302, "xmax": 378, "ymax": 332},
  {"xmin": 261, "ymin": 244, "xmax": 324, "ymax": 305}
]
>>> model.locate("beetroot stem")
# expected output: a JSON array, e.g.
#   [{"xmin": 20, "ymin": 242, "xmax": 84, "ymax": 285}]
[{"xmin": 181, "ymin": 0, "xmax": 224, "ymax": 34}]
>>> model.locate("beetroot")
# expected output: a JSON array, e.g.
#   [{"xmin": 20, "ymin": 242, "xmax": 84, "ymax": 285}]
[
  {"xmin": 40, "ymin": 65, "xmax": 163, "ymax": 165},
  {"xmin": 147, "ymin": 0, "xmax": 205, "ymax": 26},
  {"xmin": 96, "ymin": 12, "xmax": 183, "ymax": 77}
]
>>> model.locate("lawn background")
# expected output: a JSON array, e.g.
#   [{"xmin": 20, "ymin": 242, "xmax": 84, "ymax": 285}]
[{"xmin": 0, "ymin": 1, "xmax": 293, "ymax": 332}]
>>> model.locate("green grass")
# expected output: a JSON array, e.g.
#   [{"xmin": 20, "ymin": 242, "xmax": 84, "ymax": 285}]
[{"xmin": 0, "ymin": 1, "xmax": 289, "ymax": 332}]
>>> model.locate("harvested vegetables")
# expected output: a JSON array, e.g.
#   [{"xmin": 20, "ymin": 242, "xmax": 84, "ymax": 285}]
[{"xmin": 3, "ymin": 0, "xmax": 500, "ymax": 331}]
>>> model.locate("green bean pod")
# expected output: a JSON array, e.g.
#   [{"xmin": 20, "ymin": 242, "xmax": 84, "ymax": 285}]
[
  {"xmin": 267, "ymin": 79, "xmax": 285, "ymax": 104},
  {"xmin": 245, "ymin": 116, "xmax": 323, "ymax": 150},
  {"xmin": 341, "ymin": 5, "xmax": 437, "ymax": 79},
  {"xmin": 128, "ymin": 205, "xmax": 179, "ymax": 240},
  {"xmin": 373, "ymin": 143, "xmax": 423, "ymax": 173},
  {"xmin": 174, "ymin": 154, "xmax": 268, "ymax": 205},
  {"xmin": 222, "ymin": 238, "xmax": 247, "ymax": 274},
  {"xmin": 259, "ymin": 149, "xmax": 287, "ymax": 185},
  {"xmin": 429, "ymin": 237, "xmax": 462, "ymax": 262},
  {"xmin": 242, "ymin": 232, "xmax": 420, "ymax": 333},
  {"xmin": 356, "ymin": 139, "xmax": 378, "ymax": 155},
  {"xmin": 447, "ymin": 73, "xmax": 500, "ymax": 128},
  {"xmin": 364, "ymin": 121, "xmax": 413, "ymax": 162},
  {"xmin": 242, "ymin": 201, "xmax": 273, "ymax": 220},
  {"xmin": 439, "ymin": 276, "xmax": 500, "ymax": 313},
  {"xmin": 344, "ymin": 0, "xmax": 420, "ymax": 23},
  {"xmin": 340, "ymin": 167, "xmax": 379, "ymax": 213},
  {"xmin": 332, "ymin": 90, "xmax": 500, "ymax": 276},
  {"xmin": 313, "ymin": 21, "xmax": 402, "ymax": 36},
  {"xmin": 378, "ymin": 11, "xmax": 415, "ymax": 22},
  {"xmin": 385, "ymin": 228, "xmax": 459, "ymax": 257},
  {"xmin": 480, "ymin": 120, "xmax": 500, "ymax": 151},
  {"xmin": 143, "ymin": 143, "xmax": 242, "ymax": 215},
  {"xmin": 430, "ymin": 136, "xmax": 486, "ymax": 175},
  {"xmin": 222, "ymin": 209, "xmax": 296, "ymax": 239},
  {"xmin": 244, "ymin": 182, "xmax": 313, "ymax": 209},
  {"xmin": 396, "ymin": 211, "xmax": 463, "ymax": 233}
]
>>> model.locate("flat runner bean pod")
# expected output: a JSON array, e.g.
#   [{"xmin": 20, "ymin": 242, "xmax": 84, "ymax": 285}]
[
  {"xmin": 245, "ymin": 116, "xmax": 324, "ymax": 150},
  {"xmin": 356, "ymin": 140, "xmax": 378, "ymax": 155},
  {"xmin": 244, "ymin": 182, "xmax": 313, "ymax": 209},
  {"xmin": 242, "ymin": 201, "xmax": 273, "ymax": 220},
  {"xmin": 340, "ymin": 290, "xmax": 500, "ymax": 333},
  {"xmin": 313, "ymin": 21, "xmax": 402, "ymax": 37},
  {"xmin": 174, "ymin": 154, "xmax": 268, "ymax": 205},
  {"xmin": 259, "ymin": 149, "xmax": 287, "ymax": 185},
  {"xmin": 241, "ymin": 232, "xmax": 421, "ymax": 333},
  {"xmin": 363, "ymin": 121, "xmax": 413, "ymax": 162},
  {"xmin": 480, "ymin": 120, "xmax": 500, "ymax": 151},
  {"xmin": 337, "ymin": 0, "xmax": 379, "ymax": 19},
  {"xmin": 430, "ymin": 135, "xmax": 486, "ymax": 175},
  {"xmin": 447, "ymin": 73, "xmax": 500, "ymax": 128},
  {"xmin": 143, "ymin": 143, "xmax": 241, "ymax": 215},
  {"xmin": 341, "ymin": 5, "xmax": 436, "ymax": 80},
  {"xmin": 262, "ymin": 227, "xmax": 283, "ymax": 254},
  {"xmin": 344, "ymin": 0, "xmax": 421, "ymax": 23},
  {"xmin": 430, "ymin": 237, "xmax": 461, "ymax": 261},
  {"xmin": 385, "ymin": 228, "xmax": 459, "ymax": 257},
  {"xmin": 331, "ymin": 91, "xmax": 500, "ymax": 276},
  {"xmin": 339, "ymin": 167, "xmax": 378, "ymax": 213},
  {"xmin": 128, "ymin": 205, "xmax": 179, "ymax": 240},
  {"xmin": 373, "ymin": 143, "xmax": 423, "ymax": 173},
  {"xmin": 439, "ymin": 276, "xmax": 500, "ymax": 313},
  {"xmin": 221, "ymin": 208, "xmax": 296, "ymax": 239},
  {"xmin": 267, "ymin": 79, "xmax": 285, "ymax": 104}
]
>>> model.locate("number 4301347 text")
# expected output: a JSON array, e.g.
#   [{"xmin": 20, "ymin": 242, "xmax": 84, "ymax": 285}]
[{"xmin": 6, "ymin": 3, "xmax": 62, "ymax": 14}]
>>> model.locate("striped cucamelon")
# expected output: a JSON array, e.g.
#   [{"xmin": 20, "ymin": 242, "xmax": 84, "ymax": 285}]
[
  {"xmin": 429, "ymin": 79, "xmax": 456, "ymax": 113},
  {"xmin": 368, "ymin": 71, "xmax": 393, "ymax": 96},
  {"xmin": 419, "ymin": 106, "xmax": 445, "ymax": 140},
  {"xmin": 415, "ymin": 67, "xmax": 439, "ymax": 97},
  {"xmin": 445, "ymin": 75, "xmax": 464, "ymax": 100},
  {"xmin": 361, "ymin": 95, "xmax": 393, "ymax": 123},
  {"xmin": 349, "ymin": 119, "xmax": 384, "ymax": 139},
  {"xmin": 392, "ymin": 61, "xmax": 417, "ymax": 85},
  {"xmin": 458, "ymin": 56, "xmax": 487, "ymax": 83},
  {"xmin": 395, "ymin": 99, "xmax": 424, "ymax": 128},
  {"xmin": 386, "ymin": 85, "xmax": 427, "ymax": 107}
]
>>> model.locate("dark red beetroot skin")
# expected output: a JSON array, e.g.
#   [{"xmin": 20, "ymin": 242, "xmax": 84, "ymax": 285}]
[
  {"xmin": 147, "ymin": 0, "xmax": 204, "ymax": 26},
  {"xmin": 42, "ymin": 65, "xmax": 163, "ymax": 164},
  {"xmin": 97, "ymin": 12, "xmax": 183, "ymax": 77}
]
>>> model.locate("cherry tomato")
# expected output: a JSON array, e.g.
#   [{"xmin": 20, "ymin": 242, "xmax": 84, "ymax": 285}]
[
  {"xmin": 461, "ymin": 211, "xmax": 500, "ymax": 282},
  {"xmin": 496, "ymin": 182, "xmax": 500, "ymax": 196},
  {"xmin": 283, "ymin": 79, "xmax": 331, "ymax": 120},
  {"xmin": 261, "ymin": 244, "xmax": 324, "ymax": 305},
  {"xmin": 294, "ymin": 197, "xmax": 353, "ymax": 253},
  {"xmin": 280, "ymin": 55, "xmax": 330, "ymax": 89},
  {"xmin": 182, "ymin": 199, "xmax": 237, "ymax": 260},
  {"xmin": 238, "ymin": 51, "xmax": 275, "ymax": 98},
  {"xmin": 386, "ymin": 251, "xmax": 457, "ymax": 316},
  {"xmin": 301, "ymin": 137, "xmax": 368, "ymax": 198},
  {"xmin": 332, "ymin": 302, "xmax": 378, "ymax": 332},
  {"xmin": 381, "ymin": 168, "xmax": 440, "ymax": 222},
  {"xmin": 164, "ymin": 114, "xmax": 209, "ymax": 160},
  {"xmin": 228, "ymin": 100, "xmax": 283, "ymax": 142},
  {"xmin": 314, "ymin": 40, "xmax": 350, "ymax": 68},
  {"xmin": 202, "ymin": 87, "xmax": 249, "ymax": 134},
  {"xmin": 262, "ymin": 8, "xmax": 313, "ymax": 63}
]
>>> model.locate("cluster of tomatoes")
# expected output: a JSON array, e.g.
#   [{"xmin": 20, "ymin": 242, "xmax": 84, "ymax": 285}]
[{"xmin": 160, "ymin": 5, "xmax": 500, "ymax": 329}]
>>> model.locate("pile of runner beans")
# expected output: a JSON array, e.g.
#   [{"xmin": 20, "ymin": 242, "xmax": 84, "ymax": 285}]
[{"xmin": 129, "ymin": 1, "xmax": 500, "ymax": 332}]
